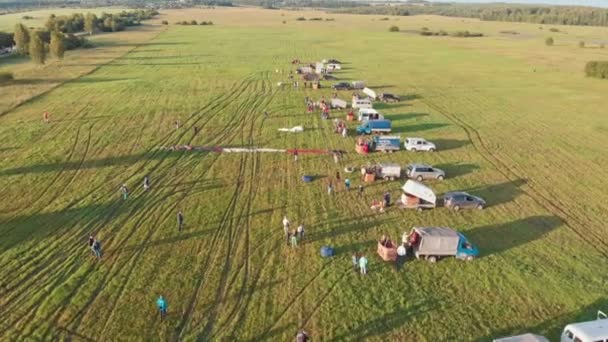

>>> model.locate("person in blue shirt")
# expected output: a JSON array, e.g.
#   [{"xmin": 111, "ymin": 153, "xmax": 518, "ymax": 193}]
[
  {"xmin": 344, "ymin": 178, "xmax": 351, "ymax": 191},
  {"xmin": 156, "ymin": 295, "xmax": 167, "ymax": 320}
]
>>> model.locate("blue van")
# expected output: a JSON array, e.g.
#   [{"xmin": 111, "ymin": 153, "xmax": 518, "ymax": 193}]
[{"xmin": 356, "ymin": 119, "xmax": 392, "ymax": 135}]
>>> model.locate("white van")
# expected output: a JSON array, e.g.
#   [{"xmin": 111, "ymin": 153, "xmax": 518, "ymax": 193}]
[
  {"xmin": 352, "ymin": 98, "xmax": 372, "ymax": 109},
  {"xmin": 561, "ymin": 311, "xmax": 608, "ymax": 342},
  {"xmin": 358, "ymin": 108, "xmax": 383, "ymax": 121}
]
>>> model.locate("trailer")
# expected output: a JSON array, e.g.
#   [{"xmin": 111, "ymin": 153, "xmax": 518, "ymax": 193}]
[
  {"xmin": 409, "ymin": 227, "xmax": 479, "ymax": 262},
  {"xmin": 330, "ymin": 98, "xmax": 347, "ymax": 109},
  {"xmin": 370, "ymin": 136, "xmax": 400, "ymax": 153},
  {"xmin": 352, "ymin": 97, "xmax": 372, "ymax": 109},
  {"xmin": 398, "ymin": 180, "xmax": 436, "ymax": 211},
  {"xmin": 361, "ymin": 163, "xmax": 401, "ymax": 181},
  {"xmin": 363, "ymin": 87, "xmax": 377, "ymax": 100}
]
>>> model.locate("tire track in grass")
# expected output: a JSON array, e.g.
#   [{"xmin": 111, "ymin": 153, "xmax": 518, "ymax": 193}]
[
  {"xmin": 177, "ymin": 74, "xmax": 273, "ymax": 339},
  {"xmin": 0, "ymin": 77, "xmax": 256, "ymax": 289},
  {"xmin": 417, "ymin": 86, "xmax": 608, "ymax": 259}
]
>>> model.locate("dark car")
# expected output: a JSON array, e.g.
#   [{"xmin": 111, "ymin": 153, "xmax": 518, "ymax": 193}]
[
  {"xmin": 443, "ymin": 192, "xmax": 486, "ymax": 210},
  {"xmin": 332, "ymin": 82, "xmax": 352, "ymax": 90},
  {"xmin": 379, "ymin": 93, "xmax": 401, "ymax": 103},
  {"xmin": 327, "ymin": 59, "xmax": 341, "ymax": 64}
]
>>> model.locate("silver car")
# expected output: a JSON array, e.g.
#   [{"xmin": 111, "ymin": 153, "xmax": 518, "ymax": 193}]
[
  {"xmin": 406, "ymin": 163, "xmax": 445, "ymax": 181},
  {"xmin": 443, "ymin": 192, "xmax": 486, "ymax": 210}
]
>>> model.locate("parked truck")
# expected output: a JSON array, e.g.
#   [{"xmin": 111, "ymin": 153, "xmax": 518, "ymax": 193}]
[
  {"xmin": 370, "ymin": 136, "xmax": 400, "ymax": 153},
  {"xmin": 407, "ymin": 227, "xmax": 479, "ymax": 263},
  {"xmin": 361, "ymin": 163, "xmax": 402, "ymax": 181},
  {"xmin": 356, "ymin": 119, "xmax": 392, "ymax": 135},
  {"xmin": 561, "ymin": 311, "xmax": 608, "ymax": 342},
  {"xmin": 358, "ymin": 108, "xmax": 383, "ymax": 121}
]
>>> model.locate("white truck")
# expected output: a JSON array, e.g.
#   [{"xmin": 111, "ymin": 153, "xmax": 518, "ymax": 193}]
[
  {"xmin": 352, "ymin": 97, "xmax": 372, "ymax": 109},
  {"xmin": 561, "ymin": 311, "xmax": 608, "ymax": 342},
  {"xmin": 331, "ymin": 98, "xmax": 347, "ymax": 109},
  {"xmin": 357, "ymin": 108, "xmax": 383, "ymax": 121}
]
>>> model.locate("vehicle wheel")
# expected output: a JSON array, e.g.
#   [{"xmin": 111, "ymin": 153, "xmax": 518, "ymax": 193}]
[
  {"xmin": 384, "ymin": 176, "xmax": 390, "ymax": 181},
  {"xmin": 416, "ymin": 175, "xmax": 423, "ymax": 181},
  {"xmin": 465, "ymin": 255, "xmax": 474, "ymax": 261},
  {"xmin": 437, "ymin": 175, "xmax": 444, "ymax": 181},
  {"xmin": 477, "ymin": 204, "xmax": 484, "ymax": 210},
  {"xmin": 390, "ymin": 176, "xmax": 395, "ymax": 181},
  {"xmin": 427, "ymin": 256, "xmax": 437, "ymax": 263},
  {"xmin": 416, "ymin": 207, "xmax": 423, "ymax": 213},
  {"xmin": 453, "ymin": 205, "xmax": 460, "ymax": 211},
  {"xmin": 412, "ymin": 148, "xmax": 417, "ymax": 152},
  {"xmin": 429, "ymin": 148, "xmax": 435, "ymax": 152}
]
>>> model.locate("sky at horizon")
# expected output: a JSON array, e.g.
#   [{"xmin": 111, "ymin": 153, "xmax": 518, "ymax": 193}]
[{"xmin": 427, "ymin": 0, "xmax": 608, "ymax": 7}]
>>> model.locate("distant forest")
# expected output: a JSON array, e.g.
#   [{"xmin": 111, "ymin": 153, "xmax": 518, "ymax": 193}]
[
  {"xmin": 2, "ymin": 0, "xmax": 608, "ymax": 27},
  {"xmin": 332, "ymin": 3, "xmax": 608, "ymax": 27}
]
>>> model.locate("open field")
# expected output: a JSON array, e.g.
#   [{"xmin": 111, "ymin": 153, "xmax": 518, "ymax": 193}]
[{"xmin": 1, "ymin": 7, "xmax": 608, "ymax": 341}]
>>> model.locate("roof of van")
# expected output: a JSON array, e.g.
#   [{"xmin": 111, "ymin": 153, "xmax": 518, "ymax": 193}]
[
  {"xmin": 564, "ymin": 319, "xmax": 608, "ymax": 340},
  {"xmin": 493, "ymin": 333, "xmax": 549, "ymax": 342}
]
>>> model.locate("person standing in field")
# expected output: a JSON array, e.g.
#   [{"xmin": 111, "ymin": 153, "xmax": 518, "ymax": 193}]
[
  {"xmin": 143, "ymin": 176, "xmax": 150, "ymax": 192},
  {"xmin": 120, "ymin": 184, "xmax": 129, "ymax": 200},
  {"xmin": 358, "ymin": 184, "xmax": 364, "ymax": 197},
  {"xmin": 92, "ymin": 238, "xmax": 102, "ymax": 259},
  {"xmin": 88, "ymin": 234, "xmax": 95, "ymax": 256},
  {"xmin": 344, "ymin": 178, "xmax": 351, "ymax": 191},
  {"xmin": 156, "ymin": 295, "xmax": 167, "ymax": 321},
  {"xmin": 283, "ymin": 216, "xmax": 291, "ymax": 244},
  {"xmin": 297, "ymin": 224, "xmax": 304, "ymax": 240},
  {"xmin": 177, "ymin": 211, "xmax": 184, "ymax": 232},
  {"xmin": 291, "ymin": 229, "xmax": 298, "ymax": 248},
  {"xmin": 43, "ymin": 111, "xmax": 50, "ymax": 123},
  {"xmin": 342, "ymin": 126, "xmax": 347, "ymax": 138},
  {"xmin": 359, "ymin": 255, "xmax": 368, "ymax": 275},
  {"xmin": 293, "ymin": 149, "xmax": 298, "ymax": 162},
  {"xmin": 327, "ymin": 181, "xmax": 333, "ymax": 195}
]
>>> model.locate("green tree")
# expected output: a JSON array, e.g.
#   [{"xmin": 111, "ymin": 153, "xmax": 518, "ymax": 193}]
[
  {"xmin": 545, "ymin": 37, "xmax": 554, "ymax": 46},
  {"xmin": 13, "ymin": 23, "xmax": 30, "ymax": 55},
  {"xmin": 84, "ymin": 13, "xmax": 97, "ymax": 35},
  {"xmin": 389, "ymin": 25, "xmax": 399, "ymax": 32},
  {"xmin": 29, "ymin": 31, "xmax": 46, "ymax": 64},
  {"xmin": 50, "ymin": 31, "xmax": 65, "ymax": 59}
]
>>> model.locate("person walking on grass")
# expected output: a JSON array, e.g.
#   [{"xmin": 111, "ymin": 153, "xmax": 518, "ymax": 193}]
[
  {"xmin": 293, "ymin": 149, "xmax": 298, "ymax": 162},
  {"xmin": 352, "ymin": 253, "xmax": 359, "ymax": 272},
  {"xmin": 43, "ymin": 111, "xmax": 50, "ymax": 123},
  {"xmin": 156, "ymin": 295, "xmax": 167, "ymax": 321},
  {"xmin": 283, "ymin": 216, "xmax": 291, "ymax": 244},
  {"xmin": 344, "ymin": 178, "xmax": 351, "ymax": 191},
  {"xmin": 327, "ymin": 182, "xmax": 333, "ymax": 195},
  {"xmin": 177, "ymin": 211, "xmax": 184, "ymax": 232},
  {"xmin": 291, "ymin": 230, "xmax": 298, "ymax": 248},
  {"xmin": 88, "ymin": 234, "xmax": 95, "ymax": 256},
  {"xmin": 358, "ymin": 184, "xmax": 364, "ymax": 197},
  {"xmin": 92, "ymin": 238, "xmax": 102, "ymax": 259},
  {"xmin": 359, "ymin": 255, "xmax": 368, "ymax": 275},
  {"xmin": 143, "ymin": 176, "xmax": 150, "ymax": 192},
  {"xmin": 297, "ymin": 224, "xmax": 304, "ymax": 240},
  {"xmin": 120, "ymin": 184, "xmax": 129, "ymax": 200}
]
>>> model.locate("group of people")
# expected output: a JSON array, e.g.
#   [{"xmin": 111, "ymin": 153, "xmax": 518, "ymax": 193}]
[
  {"xmin": 370, "ymin": 191, "xmax": 392, "ymax": 212},
  {"xmin": 351, "ymin": 253, "xmax": 369, "ymax": 275},
  {"xmin": 283, "ymin": 216, "xmax": 305, "ymax": 248}
]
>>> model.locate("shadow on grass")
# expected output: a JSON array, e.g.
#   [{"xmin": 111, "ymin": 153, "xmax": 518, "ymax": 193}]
[
  {"xmin": 331, "ymin": 301, "xmax": 438, "ymax": 340},
  {"xmin": 73, "ymin": 77, "xmax": 134, "ymax": 84},
  {"xmin": 392, "ymin": 123, "xmax": 449, "ymax": 134},
  {"xmin": 434, "ymin": 162, "xmax": 479, "ymax": 179},
  {"xmin": 386, "ymin": 112, "xmax": 429, "ymax": 121},
  {"xmin": 0, "ymin": 151, "xmax": 182, "ymax": 176},
  {"xmin": 463, "ymin": 179, "xmax": 526, "ymax": 207},
  {"xmin": 433, "ymin": 139, "xmax": 470, "ymax": 151},
  {"xmin": 476, "ymin": 297, "xmax": 608, "ymax": 341},
  {"xmin": 467, "ymin": 215, "xmax": 561, "ymax": 258},
  {"xmin": 1, "ymin": 78, "xmax": 70, "ymax": 87},
  {"xmin": 308, "ymin": 215, "xmax": 396, "ymax": 243}
]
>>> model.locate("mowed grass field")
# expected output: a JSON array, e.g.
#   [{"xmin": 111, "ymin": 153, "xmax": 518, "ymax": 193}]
[{"xmin": 1, "ymin": 7, "xmax": 608, "ymax": 341}]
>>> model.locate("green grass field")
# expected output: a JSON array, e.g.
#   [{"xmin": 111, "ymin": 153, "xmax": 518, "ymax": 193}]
[{"xmin": 1, "ymin": 7, "xmax": 608, "ymax": 341}]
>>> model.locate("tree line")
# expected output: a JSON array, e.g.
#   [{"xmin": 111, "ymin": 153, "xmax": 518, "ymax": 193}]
[
  {"xmin": 6, "ymin": 9, "xmax": 159, "ymax": 65},
  {"xmin": 332, "ymin": 3, "xmax": 608, "ymax": 27}
]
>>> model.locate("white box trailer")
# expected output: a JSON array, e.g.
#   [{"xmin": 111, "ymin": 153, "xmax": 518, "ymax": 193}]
[
  {"xmin": 331, "ymin": 98, "xmax": 347, "ymax": 109},
  {"xmin": 358, "ymin": 108, "xmax": 383, "ymax": 121},
  {"xmin": 363, "ymin": 87, "xmax": 377, "ymax": 100},
  {"xmin": 561, "ymin": 311, "xmax": 608, "ymax": 342},
  {"xmin": 399, "ymin": 180, "xmax": 436, "ymax": 210},
  {"xmin": 315, "ymin": 62, "xmax": 325, "ymax": 74}
]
